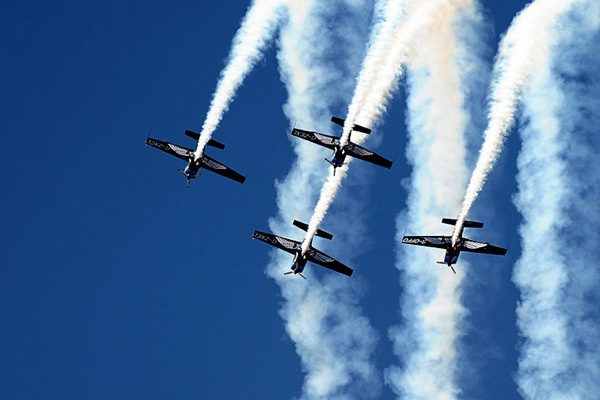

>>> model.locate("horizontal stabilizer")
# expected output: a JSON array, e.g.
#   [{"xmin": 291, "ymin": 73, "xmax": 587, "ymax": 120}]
[
  {"xmin": 330, "ymin": 116, "xmax": 371, "ymax": 134},
  {"xmin": 185, "ymin": 130, "xmax": 225, "ymax": 149},
  {"xmin": 292, "ymin": 220, "xmax": 333, "ymax": 240},
  {"xmin": 331, "ymin": 116, "xmax": 345, "ymax": 127},
  {"xmin": 207, "ymin": 139, "xmax": 225, "ymax": 149},
  {"xmin": 442, "ymin": 218, "xmax": 484, "ymax": 228},
  {"xmin": 185, "ymin": 129, "xmax": 200, "ymax": 141}
]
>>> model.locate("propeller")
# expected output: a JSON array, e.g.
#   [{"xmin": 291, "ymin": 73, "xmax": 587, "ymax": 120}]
[
  {"xmin": 178, "ymin": 169, "xmax": 192, "ymax": 188},
  {"xmin": 284, "ymin": 271, "xmax": 307, "ymax": 279},
  {"xmin": 324, "ymin": 158, "xmax": 341, "ymax": 175}
]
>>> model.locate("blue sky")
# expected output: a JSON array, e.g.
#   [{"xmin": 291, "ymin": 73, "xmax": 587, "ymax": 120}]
[{"xmin": 1, "ymin": 1, "xmax": 597, "ymax": 399}]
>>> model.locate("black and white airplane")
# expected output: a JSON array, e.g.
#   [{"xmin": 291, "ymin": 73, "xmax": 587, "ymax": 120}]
[
  {"xmin": 402, "ymin": 218, "xmax": 507, "ymax": 273},
  {"xmin": 291, "ymin": 116, "xmax": 393, "ymax": 175},
  {"xmin": 252, "ymin": 220, "xmax": 353, "ymax": 278},
  {"xmin": 145, "ymin": 130, "xmax": 246, "ymax": 188}
]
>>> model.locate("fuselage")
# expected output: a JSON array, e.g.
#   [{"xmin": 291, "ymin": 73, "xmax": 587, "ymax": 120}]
[
  {"xmin": 291, "ymin": 252, "xmax": 308, "ymax": 274},
  {"xmin": 290, "ymin": 238, "xmax": 315, "ymax": 274},
  {"xmin": 183, "ymin": 159, "xmax": 201, "ymax": 178},
  {"xmin": 444, "ymin": 247, "xmax": 460, "ymax": 266},
  {"xmin": 329, "ymin": 146, "xmax": 349, "ymax": 168},
  {"xmin": 445, "ymin": 232, "xmax": 464, "ymax": 266}
]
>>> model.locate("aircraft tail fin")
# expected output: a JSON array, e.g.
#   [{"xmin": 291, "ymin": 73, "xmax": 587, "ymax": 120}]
[
  {"xmin": 441, "ymin": 218, "xmax": 483, "ymax": 229},
  {"xmin": 184, "ymin": 130, "xmax": 225, "ymax": 149},
  {"xmin": 331, "ymin": 116, "xmax": 371, "ymax": 134},
  {"xmin": 292, "ymin": 220, "xmax": 333, "ymax": 240}
]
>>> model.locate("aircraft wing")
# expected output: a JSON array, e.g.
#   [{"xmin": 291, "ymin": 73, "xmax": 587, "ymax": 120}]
[
  {"xmin": 459, "ymin": 238, "xmax": 507, "ymax": 255},
  {"xmin": 291, "ymin": 128, "xmax": 339, "ymax": 150},
  {"xmin": 306, "ymin": 248, "xmax": 354, "ymax": 277},
  {"xmin": 146, "ymin": 137, "xmax": 193, "ymax": 162},
  {"xmin": 346, "ymin": 143, "xmax": 393, "ymax": 169},
  {"xmin": 402, "ymin": 235, "xmax": 451, "ymax": 249},
  {"xmin": 200, "ymin": 155, "xmax": 246, "ymax": 184},
  {"xmin": 252, "ymin": 231, "xmax": 301, "ymax": 255}
]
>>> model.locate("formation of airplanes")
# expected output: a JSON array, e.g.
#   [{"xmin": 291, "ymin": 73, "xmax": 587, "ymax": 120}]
[{"xmin": 146, "ymin": 117, "xmax": 507, "ymax": 278}]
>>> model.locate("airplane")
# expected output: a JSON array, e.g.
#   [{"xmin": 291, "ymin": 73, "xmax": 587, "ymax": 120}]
[
  {"xmin": 145, "ymin": 130, "xmax": 246, "ymax": 188},
  {"xmin": 401, "ymin": 218, "xmax": 507, "ymax": 273},
  {"xmin": 291, "ymin": 116, "xmax": 393, "ymax": 175},
  {"xmin": 252, "ymin": 220, "xmax": 353, "ymax": 278}
]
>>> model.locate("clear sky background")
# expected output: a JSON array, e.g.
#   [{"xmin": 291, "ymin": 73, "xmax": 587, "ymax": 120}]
[{"xmin": 1, "ymin": 1, "xmax": 595, "ymax": 399}]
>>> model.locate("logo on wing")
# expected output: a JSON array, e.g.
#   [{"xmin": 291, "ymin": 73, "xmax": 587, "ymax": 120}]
[
  {"xmin": 147, "ymin": 139, "xmax": 169, "ymax": 151},
  {"xmin": 276, "ymin": 236, "xmax": 299, "ymax": 250},
  {"xmin": 402, "ymin": 237, "xmax": 427, "ymax": 245},
  {"xmin": 348, "ymin": 144, "xmax": 373, "ymax": 156},
  {"xmin": 462, "ymin": 240, "xmax": 487, "ymax": 250},
  {"xmin": 312, "ymin": 251, "xmax": 334, "ymax": 263},
  {"xmin": 204, "ymin": 158, "xmax": 226, "ymax": 170},
  {"xmin": 168, "ymin": 143, "xmax": 192, "ymax": 157},
  {"xmin": 293, "ymin": 129, "xmax": 314, "ymax": 141},
  {"xmin": 253, "ymin": 232, "xmax": 276, "ymax": 244},
  {"xmin": 313, "ymin": 132, "xmax": 337, "ymax": 146}
]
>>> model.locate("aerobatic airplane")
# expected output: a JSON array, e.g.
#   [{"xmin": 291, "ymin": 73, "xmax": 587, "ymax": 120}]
[
  {"xmin": 252, "ymin": 220, "xmax": 353, "ymax": 278},
  {"xmin": 402, "ymin": 218, "xmax": 507, "ymax": 273},
  {"xmin": 145, "ymin": 130, "xmax": 246, "ymax": 188},
  {"xmin": 291, "ymin": 116, "xmax": 393, "ymax": 175}
]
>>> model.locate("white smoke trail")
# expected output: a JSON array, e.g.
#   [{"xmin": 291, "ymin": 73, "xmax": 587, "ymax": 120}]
[
  {"xmin": 385, "ymin": 1, "xmax": 483, "ymax": 398},
  {"xmin": 338, "ymin": 0, "xmax": 406, "ymax": 145},
  {"xmin": 302, "ymin": 0, "xmax": 471, "ymax": 254},
  {"xmin": 513, "ymin": 2, "xmax": 600, "ymax": 398},
  {"xmin": 267, "ymin": 1, "xmax": 381, "ymax": 398},
  {"xmin": 451, "ymin": 0, "xmax": 578, "ymax": 245},
  {"xmin": 194, "ymin": 0, "xmax": 285, "ymax": 159}
]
